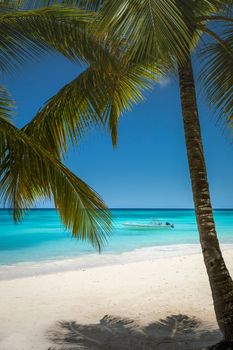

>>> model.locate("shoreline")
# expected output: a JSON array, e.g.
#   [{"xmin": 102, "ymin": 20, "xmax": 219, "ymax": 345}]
[
  {"xmin": 1, "ymin": 242, "xmax": 233, "ymax": 281},
  {"xmin": 1, "ymin": 249, "xmax": 230, "ymax": 349}
]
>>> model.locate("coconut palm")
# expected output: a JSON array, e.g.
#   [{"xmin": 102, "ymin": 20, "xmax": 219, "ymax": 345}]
[
  {"xmin": 16, "ymin": 0, "xmax": 233, "ymax": 338},
  {"xmin": 42, "ymin": 0, "xmax": 233, "ymax": 340},
  {"xmin": 90, "ymin": 0, "xmax": 233, "ymax": 340},
  {"xmin": 6, "ymin": 0, "xmax": 233, "ymax": 339}
]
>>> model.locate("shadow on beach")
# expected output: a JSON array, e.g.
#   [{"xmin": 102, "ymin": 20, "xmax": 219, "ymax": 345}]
[{"xmin": 47, "ymin": 314, "xmax": 222, "ymax": 350}]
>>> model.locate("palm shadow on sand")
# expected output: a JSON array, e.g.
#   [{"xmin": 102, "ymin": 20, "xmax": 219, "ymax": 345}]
[{"xmin": 48, "ymin": 314, "xmax": 222, "ymax": 350}]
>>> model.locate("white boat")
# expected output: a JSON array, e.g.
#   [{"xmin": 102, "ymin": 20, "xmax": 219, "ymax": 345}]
[{"xmin": 123, "ymin": 221, "xmax": 174, "ymax": 230}]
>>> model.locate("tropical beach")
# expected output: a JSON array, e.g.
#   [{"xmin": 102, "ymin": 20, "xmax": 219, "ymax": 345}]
[{"xmin": 0, "ymin": 0, "xmax": 233, "ymax": 349}]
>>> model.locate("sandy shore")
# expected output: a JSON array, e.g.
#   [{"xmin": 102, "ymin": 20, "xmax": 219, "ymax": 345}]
[{"xmin": 1, "ymin": 249, "xmax": 232, "ymax": 350}]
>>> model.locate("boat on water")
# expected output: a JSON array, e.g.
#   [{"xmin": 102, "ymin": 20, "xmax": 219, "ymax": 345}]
[{"xmin": 123, "ymin": 221, "xmax": 174, "ymax": 230}]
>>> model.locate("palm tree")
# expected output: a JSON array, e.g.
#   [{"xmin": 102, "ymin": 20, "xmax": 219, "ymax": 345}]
[
  {"xmin": 0, "ymin": 1, "xmax": 113, "ymax": 250},
  {"xmin": 7, "ymin": 0, "xmax": 233, "ymax": 340},
  {"xmin": 70, "ymin": 0, "xmax": 233, "ymax": 340}
]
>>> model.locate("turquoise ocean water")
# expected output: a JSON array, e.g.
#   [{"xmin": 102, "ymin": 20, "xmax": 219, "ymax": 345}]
[{"xmin": 1, "ymin": 209, "xmax": 233, "ymax": 268}]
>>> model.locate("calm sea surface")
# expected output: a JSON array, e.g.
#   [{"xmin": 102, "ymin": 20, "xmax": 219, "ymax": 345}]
[{"xmin": 0, "ymin": 209, "xmax": 233, "ymax": 266}]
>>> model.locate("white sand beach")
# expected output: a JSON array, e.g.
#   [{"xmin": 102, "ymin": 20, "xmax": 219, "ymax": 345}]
[{"xmin": 1, "ymin": 249, "xmax": 232, "ymax": 350}]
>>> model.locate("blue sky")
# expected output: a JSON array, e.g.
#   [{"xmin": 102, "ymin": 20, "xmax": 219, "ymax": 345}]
[{"xmin": 3, "ymin": 53, "xmax": 233, "ymax": 208}]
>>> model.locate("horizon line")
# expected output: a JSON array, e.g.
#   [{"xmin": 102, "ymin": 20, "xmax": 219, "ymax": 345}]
[{"xmin": 1, "ymin": 207, "xmax": 233, "ymax": 210}]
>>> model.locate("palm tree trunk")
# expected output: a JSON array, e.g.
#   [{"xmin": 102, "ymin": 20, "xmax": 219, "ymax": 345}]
[{"xmin": 178, "ymin": 52, "xmax": 233, "ymax": 340}]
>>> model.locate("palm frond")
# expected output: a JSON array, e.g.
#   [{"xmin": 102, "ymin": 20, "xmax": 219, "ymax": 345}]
[
  {"xmin": 0, "ymin": 119, "xmax": 111, "ymax": 250},
  {"xmin": 212, "ymin": 0, "xmax": 233, "ymax": 14},
  {"xmin": 95, "ymin": 0, "xmax": 192, "ymax": 64},
  {"xmin": 25, "ymin": 9, "xmax": 100, "ymax": 65},
  {"xmin": 199, "ymin": 22, "xmax": 233, "ymax": 125},
  {"xmin": 0, "ymin": 6, "xmax": 96, "ymax": 72},
  {"xmin": 195, "ymin": 1, "xmax": 233, "ymax": 24},
  {"xmin": 12, "ymin": 0, "xmax": 101, "ymax": 11},
  {"xmin": 23, "ymin": 54, "xmax": 162, "ymax": 154},
  {"xmin": 0, "ymin": 85, "xmax": 15, "ymax": 123},
  {"xmin": 78, "ymin": 0, "xmax": 102, "ymax": 10}
]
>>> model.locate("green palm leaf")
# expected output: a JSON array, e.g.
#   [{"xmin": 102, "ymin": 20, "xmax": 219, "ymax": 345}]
[
  {"xmin": 0, "ymin": 2, "xmax": 114, "ymax": 249},
  {"xmin": 23, "ymin": 55, "xmax": 162, "ymax": 155},
  {"xmin": 199, "ymin": 21, "xmax": 233, "ymax": 124},
  {"xmin": 96, "ymin": 0, "xmax": 191, "ymax": 63},
  {"xmin": 0, "ymin": 6, "xmax": 96, "ymax": 72},
  {"xmin": 0, "ymin": 118, "xmax": 111, "ymax": 250},
  {"xmin": 17, "ymin": 0, "xmax": 102, "ymax": 10},
  {"xmin": 0, "ymin": 85, "xmax": 15, "ymax": 123}
]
